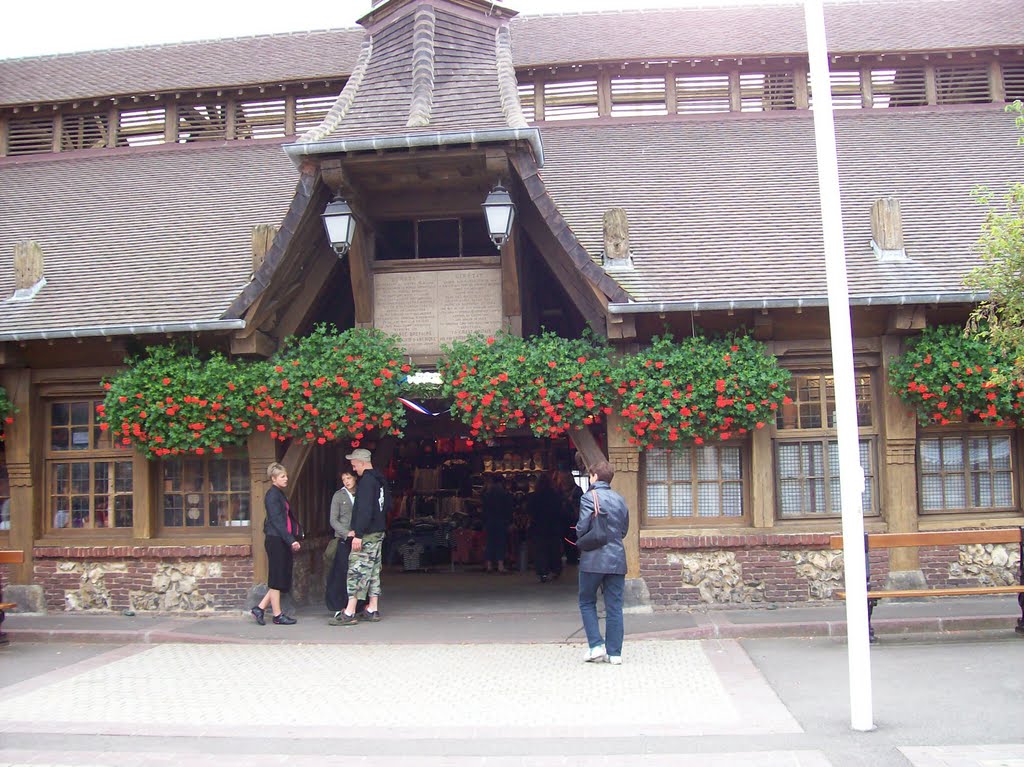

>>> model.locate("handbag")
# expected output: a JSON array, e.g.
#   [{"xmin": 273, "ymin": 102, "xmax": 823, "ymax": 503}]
[
  {"xmin": 323, "ymin": 536, "xmax": 339, "ymax": 565},
  {"xmin": 576, "ymin": 490, "xmax": 609, "ymax": 552},
  {"xmin": 289, "ymin": 513, "xmax": 305, "ymax": 542}
]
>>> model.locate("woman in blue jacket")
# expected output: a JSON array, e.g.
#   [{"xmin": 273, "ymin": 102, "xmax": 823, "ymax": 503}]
[{"xmin": 576, "ymin": 460, "xmax": 629, "ymax": 665}]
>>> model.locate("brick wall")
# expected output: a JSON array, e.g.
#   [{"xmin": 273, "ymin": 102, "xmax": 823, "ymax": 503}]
[{"xmin": 33, "ymin": 544, "xmax": 254, "ymax": 613}]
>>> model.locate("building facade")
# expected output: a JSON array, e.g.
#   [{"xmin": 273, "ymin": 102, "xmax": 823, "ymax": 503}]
[{"xmin": 1, "ymin": 0, "xmax": 1022, "ymax": 612}]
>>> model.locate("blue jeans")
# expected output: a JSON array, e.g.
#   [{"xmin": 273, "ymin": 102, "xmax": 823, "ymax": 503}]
[{"xmin": 578, "ymin": 571, "xmax": 625, "ymax": 657}]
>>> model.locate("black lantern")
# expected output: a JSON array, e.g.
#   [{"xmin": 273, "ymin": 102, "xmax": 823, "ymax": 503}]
[
  {"xmin": 322, "ymin": 196, "xmax": 356, "ymax": 256},
  {"xmin": 482, "ymin": 184, "xmax": 516, "ymax": 249}
]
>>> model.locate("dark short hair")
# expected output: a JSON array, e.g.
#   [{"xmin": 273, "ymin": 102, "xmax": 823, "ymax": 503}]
[{"xmin": 588, "ymin": 460, "xmax": 615, "ymax": 483}]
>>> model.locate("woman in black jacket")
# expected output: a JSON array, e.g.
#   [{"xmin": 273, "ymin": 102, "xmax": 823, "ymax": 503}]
[{"xmin": 251, "ymin": 462, "xmax": 301, "ymax": 625}]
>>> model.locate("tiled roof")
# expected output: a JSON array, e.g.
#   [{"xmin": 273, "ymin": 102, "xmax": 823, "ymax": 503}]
[
  {"xmin": 537, "ymin": 106, "xmax": 1023, "ymax": 307},
  {"xmin": 2, "ymin": 0, "xmax": 1022, "ymax": 107},
  {"xmin": 299, "ymin": 4, "xmax": 520, "ymax": 143},
  {"xmin": 0, "ymin": 141, "xmax": 297, "ymax": 337}
]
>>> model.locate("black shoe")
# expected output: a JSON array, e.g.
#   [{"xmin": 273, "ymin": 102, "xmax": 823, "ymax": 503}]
[
  {"xmin": 328, "ymin": 611, "xmax": 359, "ymax": 626},
  {"xmin": 272, "ymin": 613, "xmax": 297, "ymax": 625},
  {"xmin": 358, "ymin": 610, "xmax": 381, "ymax": 622},
  {"xmin": 250, "ymin": 606, "xmax": 265, "ymax": 625}
]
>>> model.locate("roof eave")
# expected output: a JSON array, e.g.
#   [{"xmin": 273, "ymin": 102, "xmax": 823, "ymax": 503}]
[
  {"xmin": 606, "ymin": 291, "xmax": 990, "ymax": 315},
  {"xmin": 283, "ymin": 127, "xmax": 545, "ymax": 168}
]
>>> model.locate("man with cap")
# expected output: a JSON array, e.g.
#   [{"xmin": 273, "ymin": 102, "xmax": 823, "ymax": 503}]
[{"xmin": 330, "ymin": 447, "xmax": 391, "ymax": 626}]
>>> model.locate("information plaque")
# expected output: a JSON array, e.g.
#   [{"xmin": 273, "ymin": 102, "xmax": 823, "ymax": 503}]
[{"xmin": 373, "ymin": 268, "xmax": 503, "ymax": 356}]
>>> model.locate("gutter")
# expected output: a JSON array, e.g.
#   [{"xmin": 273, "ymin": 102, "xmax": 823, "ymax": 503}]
[
  {"xmin": 0, "ymin": 319, "xmax": 246, "ymax": 343},
  {"xmin": 606, "ymin": 291, "xmax": 989, "ymax": 315},
  {"xmin": 283, "ymin": 127, "xmax": 545, "ymax": 168}
]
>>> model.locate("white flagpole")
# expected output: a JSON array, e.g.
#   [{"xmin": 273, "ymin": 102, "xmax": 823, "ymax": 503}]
[{"xmin": 803, "ymin": 0, "xmax": 875, "ymax": 732}]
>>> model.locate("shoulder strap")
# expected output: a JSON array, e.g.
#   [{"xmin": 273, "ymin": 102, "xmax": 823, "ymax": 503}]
[{"xmin": 591, "ymin": 489, "xmax": 600, "ymax": 515}]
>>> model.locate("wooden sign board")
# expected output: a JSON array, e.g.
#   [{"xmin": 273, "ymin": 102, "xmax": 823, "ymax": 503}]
[{"xmin": 373, "ymin": 267, "xmax": 503, "ymax": 356}]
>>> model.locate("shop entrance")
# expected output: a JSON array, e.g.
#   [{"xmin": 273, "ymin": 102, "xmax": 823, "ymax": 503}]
[{"xmin": 333, "ymin": 408, "xmax": 594, "ymax": 612}]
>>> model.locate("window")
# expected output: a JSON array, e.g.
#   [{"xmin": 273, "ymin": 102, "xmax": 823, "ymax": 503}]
[
  {"xmin": 376, "ymin": 216, "xmax": 496, "ymax": 260},
  {"xmin": 46, "ymin": 400, "xmax": 133, "ymax": 531},
  {"xmin": 161, "ymin": 457, "xmax": 250, "ymax": 529},
  {"xmin": 0, "ymin": 449, "xmax": 9, "ymax": 531},
  {"xmin": 774, "ymin": 372, "xmax": 878, "ymax": 518},
  {"xmin": 919, "ymin": 433, "xmax": 1015, "ymax": 514},
  {"xmin": 644, "ymin": 444, "xmax": 746, "ymax": 524}
]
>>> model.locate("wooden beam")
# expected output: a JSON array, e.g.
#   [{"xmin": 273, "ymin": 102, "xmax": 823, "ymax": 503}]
[
  {"xmin": 273, "ymin": 247, "xmax": 340, "ymax": 341},
  {"xmin": 501, "ymin": 227, "xmax": 521, "ymax": 318},
  {"xmin": 606, "ymin": 313, "xmax": 636, "ymax": 340},
  {"xmin": 887, "ymin": 306, "xmax": 926, "ymax": 333},
  {"xmin": 230, "ymin": 329, "xmax": 277, "ymax": 358},
  {"xmin": 568, "ymin": 425, "xmax": 607, "ymax": 468},
  {"xmin": 349, "ymin": 225, "xmax": 374, "ymax": 326}
]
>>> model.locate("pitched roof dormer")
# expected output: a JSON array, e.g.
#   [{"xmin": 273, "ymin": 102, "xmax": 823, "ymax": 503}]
[{"xmin": 285, "ymin": 0, "xmax": 541, "ymax": 164}]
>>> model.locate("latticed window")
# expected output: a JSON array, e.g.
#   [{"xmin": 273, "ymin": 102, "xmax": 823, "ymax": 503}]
[
  {"xmin": 177, "ymin": 100, "xmax": 229, "ymax": 142},
  {"xmin": 774, "ymin": 372, "xmax": 877, "ymax": 518},
  {"xmin": 46, "ymin": 400, "xmax": 133, "ymax": 531},
  {"xmin": 935, "ymin": 65, "xmax": 991, "ymax": 104},
  {"xmin": 871, "ymin": 66, "xmax": 927, "ymax": 107},
  {"xmin": 161, "ymin": 457, "xmax": 250, "ymax": 529},
  {"xmin": 610, "ymin": 76, "xmax": 668, "ymax": 117},
  {"xmin": 644, "ymin": 445, "xmax": 746, "ymax": 525},
  {"xmin": 776, "ymin": 439, "xmax": 875, "ymax": 517},
  {"xmin": 918, "ymin": 433, "xmax": 1015, "ymax": 514},
  {"xmin": 6, "ymin": 116, "xmax": 55, "ymax": 155},
  {"xmin": 235, "ymin": 98, "xmax": 287, "ymax": 139},
  {"xmin": 1001, "ymin": 63, "xmax": 1024, "ymax": 102},
  {"xmin": 675, "ymin": 73, "xmax": 730, "ymax": 113},
  {"xmin": 821, "ymin": 69, "xmax": 863, "ymax": 109},
  {"xmin": 740, "ymin": 71, "xmax": 797, "ymax": 112},
  {"xmin": 117, "ymin": 107, "xmax": 167, "ymax": 147},
  {"xmin": 61, "ymin": 111, "xmax": 110, "ymax": 151},
  {"xmin": 294, "ymin": 93, "xmax": 337, "ymax": 135},
  {"xmin": 517, "ymin": 82, "xmax": 536, "ymax": 122},
  {"xmin": 543, "ymin": 79, "xmax": 599, "ymax": 120}
]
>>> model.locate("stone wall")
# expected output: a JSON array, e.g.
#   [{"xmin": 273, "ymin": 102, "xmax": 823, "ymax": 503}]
[
  {"xmin": 639, "ymin": 533, "xmax": 1021, "ymax": 608},
  {"xmin": 34, "ymin": 545, "xmax": 253, "ymax": 613}
]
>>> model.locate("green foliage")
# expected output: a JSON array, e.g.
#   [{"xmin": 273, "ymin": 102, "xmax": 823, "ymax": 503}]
[
  {"xmin": 888, "ymin": 324, "xmax": 1024, "ymax": 426},
  {"xmin": 0, "ymin": 386, "xmax": 14, "ymax": 441},
  {"xmin": 439, "ymin": 330, "xmax": 617, "ymax": 443},
  {"xmin": 98, "ymin": 345, "xmax": 264, "ymax": 458},
  {"xmin": 612, "ymin": 333, "xmax": 791, "ymax": 449},
  {"xmin": 250, "ymin": 324, "xmax": 413, "ymax": 446},
  {"xmin": 966, "ymin": 101, "xmax": 1024, "ymax": 377}
]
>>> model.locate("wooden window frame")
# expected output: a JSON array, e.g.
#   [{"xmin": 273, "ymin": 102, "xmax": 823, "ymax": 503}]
[
  {"xmin": 44, "ymin": 397, "xmax": 137, "ymax": 535},
  {"xmin": 917, "ymin": 427, "xmax": 1018, "ymax": 515},
  {"xmin": 158, "ymin": 453, "xmax": 252, "ymax": 533},
  {"xmin": 772, "ymin": 370, "xmax": 879, "ymax": 520},
  {"xmin": 642, "ymin": 442, "xmax": 750, "ymax": 527}
]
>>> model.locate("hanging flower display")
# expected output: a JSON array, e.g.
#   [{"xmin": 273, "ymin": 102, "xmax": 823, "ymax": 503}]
[
  {"xmin": 249, "ymin": 324, "xmax": 413, "ymax": 446},
  {"xmin": 612, "ymin": 333, "xmax": 791, "ymax": 449},
  {"xmin": 98, "ymin": 345, "xmax": 262, "ymax": 458},
  {"xmin": 0, "ymin": 386, "xmax": 14, "ymax": 441},
  {"xmin": 439, "ymin": 330, "xmax": 617, "ymax": 444},
  {"xmin": 888, "ymin": 324, "xmax": 1024, "ymax": 426}
]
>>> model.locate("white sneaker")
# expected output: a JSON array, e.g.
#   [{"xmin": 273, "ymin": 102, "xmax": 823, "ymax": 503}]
[
  {"xmin": 583, "ymin": 644, "xmax": 607, "ymax": 663},
  {"xmin": 608, "ymin": 656, "xmax": 622, "ymax": 665}
]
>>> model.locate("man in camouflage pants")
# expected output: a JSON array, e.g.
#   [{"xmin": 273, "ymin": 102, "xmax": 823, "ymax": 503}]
[{"xmin": 330, "ymin": 448, "xmax": 390, "ymax": 626}]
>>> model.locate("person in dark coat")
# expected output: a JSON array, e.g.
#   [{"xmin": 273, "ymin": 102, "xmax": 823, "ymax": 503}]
[
  {"xmin": 527, "ymin": 472, "xmax": 564, "ymax": 582},
  {"xmin": 576, "ymin": 460, "xmax": 629, "ymax": 665},
  {"xmin": 325, "ymin": 470, "xmax": 357, "ymax": 616},
  {"xmin": 481, "ymin": 476, "xmax": 514, "ymax": 573},
  {"xmin": 251, "ymin": 462, "xmax": 300, "ymax": 626}
]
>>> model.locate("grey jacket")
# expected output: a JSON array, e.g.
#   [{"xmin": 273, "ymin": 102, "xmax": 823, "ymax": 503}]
[
  {"xmin": 329, "ymin": 488, "xmax": 354, "ymax": 539},
  {"xmin": 575, "ymin": 481, "xmax": 628, "ymax": 575}
]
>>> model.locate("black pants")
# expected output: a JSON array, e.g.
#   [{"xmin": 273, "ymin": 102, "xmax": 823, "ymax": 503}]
[{"xmin": 325, "ymin": 539, "xmax": 351, "ymax": 612}]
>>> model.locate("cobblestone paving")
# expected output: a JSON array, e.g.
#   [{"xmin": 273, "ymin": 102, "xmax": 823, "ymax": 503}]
[{"xmin": 0, "ymin": 639, "xmax": 799, "ymax": 739}]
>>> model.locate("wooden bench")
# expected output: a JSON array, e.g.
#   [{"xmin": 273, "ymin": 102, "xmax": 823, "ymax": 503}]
[
  {"xmin": 0, "ymin": 550, "xmax": 24, "ymax": 645},
  {"xmin": 830, "ymin": 529, "xmax": 1024, "ymax": 641}
]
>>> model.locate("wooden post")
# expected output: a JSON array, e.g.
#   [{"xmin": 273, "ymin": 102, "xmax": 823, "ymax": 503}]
[
  {"xmin": 871, "ymin": 198, "xmax": 904, "ymax": 259},
  {"xmin": 248, "ymin": 432, "xmax": 277, "ymax": 583},
  {"xmin": 13, "ymin": 241, "xmax": 43, "ymax": 290},
  {"xmin": 606, "ymin": 413, "xmax": 641, "ymax": 578},
  {"xmin": 2, "ymin": 370, "xmax": 35, "ymax": 584},
  {"xmin": 349, "ymin": 225, "xmax": 374, "ymax": 327},
  {"xmin": 881, "ymin": 334, "xmax": 922, "ymax": 577},
  {"xmin": 251, "ymin": 224, "xmax": 278, "ymax": 275},
  {"xmin": 500, "ymin": 227, "xmax": 522, "ymax": 336},
  {"xmin": 750, "ymin": 424, "xmax": 774, "ymax": 528}
]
